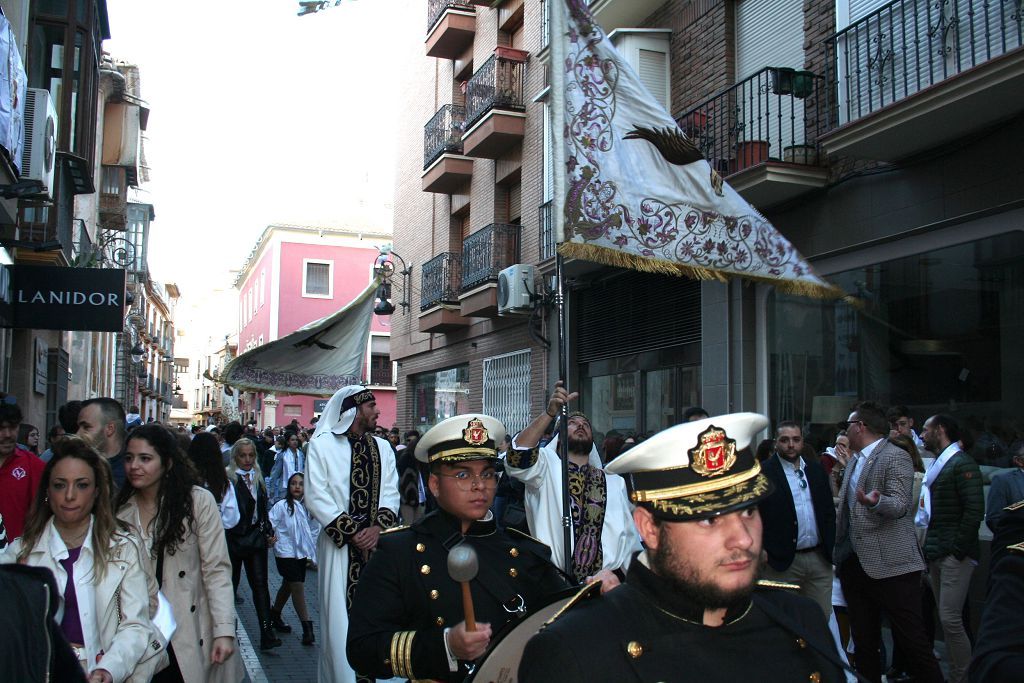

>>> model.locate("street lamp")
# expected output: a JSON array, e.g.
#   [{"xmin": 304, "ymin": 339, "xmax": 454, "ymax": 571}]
[
  {"xmin": 374, "ymin": 246, "xmax": 412, "ymax": 316},
  {"xmin": 130, "ymin": 344, "xmax": 145, "ymax": 364}
]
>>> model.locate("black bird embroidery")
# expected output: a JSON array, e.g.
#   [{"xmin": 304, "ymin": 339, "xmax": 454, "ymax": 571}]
[
  {"xmin": 293, "ymin": 331, "xmax": 336, "ymax": 351},
  {"xmin": 624, "ymin": 125, "xmax": 724, "ymax": 197}
]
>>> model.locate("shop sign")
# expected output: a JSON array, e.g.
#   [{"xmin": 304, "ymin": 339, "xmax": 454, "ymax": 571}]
[{"xmin": 8, "ymin": 265, "xmax": 126, "ymax": 332}]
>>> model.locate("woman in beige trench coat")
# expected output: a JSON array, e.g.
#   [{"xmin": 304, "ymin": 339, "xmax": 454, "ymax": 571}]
[{"xmin": 116, "ymin": 424, "xmax": 244, "ymax": 683}]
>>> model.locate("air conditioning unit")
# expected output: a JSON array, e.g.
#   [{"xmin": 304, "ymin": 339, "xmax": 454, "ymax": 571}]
[
  {"xmin": 497, "ymin": 263, "xmax": 536, "ymax": 315},
  {"xmin": 21, "ymin": 88, "xmax": 58, "ymax": 200}
]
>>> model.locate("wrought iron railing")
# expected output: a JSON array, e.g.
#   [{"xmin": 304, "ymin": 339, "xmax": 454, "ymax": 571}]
[
  {"xmin": 424, "ymin": 104, "xmax": 466, "ymax": 169},
  {"xmin": 427, "ymin": 0, "xmax": 474, "ymax": 32},
  {"xmin": 370, "ymin": 362, "xmax": 394, "ymax": 386},
  {"xmin": 674, "ymin": 66, "xmax": 824, "ymax": 175},
  {"xmin": 461, "ymin": 223, "xmax": 520, "ymax": 291},
  {"xmin": 825, "ymin": 0, "xmax": 1022, "ymax": 128},
  {"xmin": 465, "ymin": 53, "xmax": 527, "ymax": 129},
  {"xmin": 420, "ymin": 252, "xmax": 462, "ymax": 310},
  {"xmin": 538, "ymin": 200, "xmax": 555, "ymax": 260}
]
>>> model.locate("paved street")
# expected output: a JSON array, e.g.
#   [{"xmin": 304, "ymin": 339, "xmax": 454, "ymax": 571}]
[{"xmin": 235, "ymin": 559, "xmax": 321, "ymax": 683}]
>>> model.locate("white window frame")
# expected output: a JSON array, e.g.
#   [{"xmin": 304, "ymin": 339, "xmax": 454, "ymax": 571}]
[
  {"xmin": 482, "ymin": 349, "xmax": 532, "ymax": 434},
  {"xmin": 302, "ymin": 259, "xmax": 334, "ymax": 299},
  {"xmin": 259, "ymin": 270, "xmax": 266, "ymax": 307}
]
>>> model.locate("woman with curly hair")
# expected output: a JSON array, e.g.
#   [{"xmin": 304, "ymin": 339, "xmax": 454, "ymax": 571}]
[
  {"xmin": 116, "ymin": 424, "xmax": 242, "ymax": 683},
  {"xmin": 225, "ymin": 437, "xmax": 281, "ymax": 650},
  {"xmin": 9, "ymin": 437, "xmax": 155, "ymax": 682}
]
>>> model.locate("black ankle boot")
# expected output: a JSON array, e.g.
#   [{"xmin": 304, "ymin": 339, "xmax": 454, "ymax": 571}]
[
  {"xmin": 270, "ymin": 609, "xmax": 292, "ymax": 633},
  {"xmin": 301, "ymin": 620, "xmax": 315, "ymax": 646},
  {"xmin": 260, "ymin": 622, "xmax": 282, "ymax": 650}
]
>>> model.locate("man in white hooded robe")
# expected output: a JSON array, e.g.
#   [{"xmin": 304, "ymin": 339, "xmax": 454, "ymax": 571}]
[{"xmin": 306, "ymin": 386, "xmax": 400, "ymax": 683}]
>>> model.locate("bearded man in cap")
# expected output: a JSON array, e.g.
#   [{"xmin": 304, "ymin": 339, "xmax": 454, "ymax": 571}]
[
  {"xmin": 347, "ymin": 414, "xmax": 568, "ymax": 682},
  {"xmin": 519, "ymin": 413, "xmax": 848, "ymax": 682},
  {"xmin": 507, "ymin": 382, "xmax": 641, "ymax": 588},
  {"xmin": 306, "ymin": 385, "xmax": 400, "ymax": 683}
]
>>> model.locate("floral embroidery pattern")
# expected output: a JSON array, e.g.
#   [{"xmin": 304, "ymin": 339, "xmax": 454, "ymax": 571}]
[{"xmin": 559, "ymin": 0, "xmax": 835, "ymax": 295}]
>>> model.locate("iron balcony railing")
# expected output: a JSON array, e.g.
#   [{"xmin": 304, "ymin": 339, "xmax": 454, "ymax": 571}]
[
  {"xmin": 825, "ymin": 0, "xmax": 1023, "ymax": 127},
  {"xmin": 675, "ymin": 66, "xmax": 825, "ymax": 175},
  {"xmin": 461, "ymin": 223, "xmax": 520, "ymax": 292},
  {"xmin": 370, "ymin": 363, "xmax": 394, "ymax": 386},
  {"xmin": 420, "ymin": 252, "xmax": 462, "ymax": 311},
  {"xmin": 424, "ymin": 104, "xmax": 466, "ymax": 169},
  {"xmin": 427, "ymin": 0, "xmax": 473, "ymax": 33},
  {"xmin": 538, "ymin": 200, "xmax": 555, "ymax": 260},
  {"xmin": 464, "ymin": 53, "xmax": 527, "ymax": 129}
]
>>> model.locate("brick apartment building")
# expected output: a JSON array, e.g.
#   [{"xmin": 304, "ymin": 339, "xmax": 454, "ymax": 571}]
[{"xmin": 391, "ymin": 0, "xmax": 1024, "ymax": 465}]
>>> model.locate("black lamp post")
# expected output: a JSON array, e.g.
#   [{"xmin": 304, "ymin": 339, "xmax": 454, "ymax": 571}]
[{"xmin": 373, "ymin": 246, "xmax": 412, "ymax": 316}]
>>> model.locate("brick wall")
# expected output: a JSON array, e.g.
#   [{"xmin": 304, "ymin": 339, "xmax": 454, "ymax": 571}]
[{"xmin": 390, "ymin": 0, "xmax": 552, "ymax": 430}]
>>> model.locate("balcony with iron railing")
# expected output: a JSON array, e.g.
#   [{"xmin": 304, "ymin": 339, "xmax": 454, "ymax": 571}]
[
  {"xmin": 419, "ymin": 252, "xmax": 469, "ymax": 332},
  {"xmin": 460, "ymin": 223, "xmax": 521, "ymax": 317},
  {"xmin": 422, "ymin": 104, "xmax": 474, "ymax": 193},
  {"xmin": 821, "ymin": 0, "xmax": 1024, "ymax": 160},
  {"xmin": 461, "ymin": 223, "xmax": 520, "ymax": 291},
  {"xmin": 15, "ymin": 203, "xmax": 79, "ymax": 266},
  {"xmin": 370, "ymin": 362, "xmax": 394, "ymax": 387},
  {"xmin": 99, "ymin": 166, "xmax": 128, "ymax": 231},
  {"xmin": 426, "ymin": 0, "xmax": 476, "ymax": 59},
  {"xmin": 675, "ymin": 66, "xmax": 829, "ymax": 208},
  {"xmin": 462, "ymin": 50, "xmax": 529, "ymax": 158}
]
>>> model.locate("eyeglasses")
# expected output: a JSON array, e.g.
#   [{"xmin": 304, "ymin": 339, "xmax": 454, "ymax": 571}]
[
  {"xmin": 841, "ymin": 420, "xmax": 864, "ymax": 429},
  {"xmin": 794, "ymin": 468, "xmax": 808, "ymax": 489},
  {"xmin": 437, "ymin": 470, "xmax": 499, "ymax": 491}
]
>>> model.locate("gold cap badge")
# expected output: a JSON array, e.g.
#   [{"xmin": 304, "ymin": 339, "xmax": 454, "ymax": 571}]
[
  {"xmin": 689, "ymin": 426, "xmax": 737, "ymax": 477},
  {"xmin": 463, "ymin": 417, "xmax": 489, "ymax": 446}
]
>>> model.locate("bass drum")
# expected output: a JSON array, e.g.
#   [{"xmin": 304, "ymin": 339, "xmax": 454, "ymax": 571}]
[{"xmin": 467, "ymin": 581, "xmax": 600, "ymax": 683}]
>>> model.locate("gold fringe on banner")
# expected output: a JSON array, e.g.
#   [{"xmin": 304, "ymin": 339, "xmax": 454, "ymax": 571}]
[{"xmin": 557, "ymin": 241, "xmax": 847, "ymax": 300}]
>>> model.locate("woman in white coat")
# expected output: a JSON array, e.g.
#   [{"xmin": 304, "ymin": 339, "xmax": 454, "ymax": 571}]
[
  {"xmin": 9, "ymin": 437, "xmax": 155, "ymax": 683},
  {"xmin": 116, "ymin": 424, "xmax": 243, "ymax": 683}
]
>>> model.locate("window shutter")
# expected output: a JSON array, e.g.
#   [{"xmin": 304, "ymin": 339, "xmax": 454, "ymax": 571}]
[
  {"xmin": 637, "ymin": 49, "xmax": 668, "ymax": 111},
  {"xmin": 306, "ymin": 262, "xmax": 331, "ymax": 296},
  {"xmin": 609, "ymin": 30, "xmax": 671, "ymax": 112}
]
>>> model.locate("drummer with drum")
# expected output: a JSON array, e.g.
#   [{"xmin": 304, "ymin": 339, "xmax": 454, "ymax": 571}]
[{"xmin": 346, "ymin": 414, "xmax": 568, "ymax": 682}]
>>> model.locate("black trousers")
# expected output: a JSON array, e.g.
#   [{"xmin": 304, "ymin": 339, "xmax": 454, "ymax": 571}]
[
  {"xmin": 838, "ymin": 555, "xmax": 943, "ymax": 683},
  {"xmin": 230, "ymin": 547, "xmax": 272, "ymax": 627}
]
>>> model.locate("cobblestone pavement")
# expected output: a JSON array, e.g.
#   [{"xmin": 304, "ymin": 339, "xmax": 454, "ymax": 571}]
[{"xmin": 235, "ymin": 558, "xmax": 321, "ymax": 683}]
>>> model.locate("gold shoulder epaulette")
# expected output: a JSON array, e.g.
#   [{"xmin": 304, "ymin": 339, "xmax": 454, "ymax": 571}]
[
  {"xmin": 757, "ymin": 579, "xmax": 801, "ymax": 590},
  {"xmin": 506, "ymin": 527, "xmax": 548, "ymax": 547},
  {"xmin": 380, "ymin": 525, "xmax": 411, "ymax": 536},
  {"xmin": 1009, "ymin": 542, "xmax": 1024, "ymax": 555},
  {"xmin": 1004, "ymin": 499, "xmax": 1024, "ymax": 512}
]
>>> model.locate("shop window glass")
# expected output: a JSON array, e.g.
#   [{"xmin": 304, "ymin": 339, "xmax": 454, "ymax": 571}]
[
  {"xmin": 411, "ymin": 365, "xmax": 470, "ymax": 429},
  {"xmin": 767, "ymin": 231, "xmax": 1024, "ymax": 476}
]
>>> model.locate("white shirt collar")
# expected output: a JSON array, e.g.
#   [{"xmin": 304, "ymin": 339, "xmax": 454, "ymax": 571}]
[
  {"xmin": 858, "ymin": 437, "xmax": 885, "ymax": 460},
  {"xmin": 776, "ymin": 453, "xmax": 806, "ymax": 471}
]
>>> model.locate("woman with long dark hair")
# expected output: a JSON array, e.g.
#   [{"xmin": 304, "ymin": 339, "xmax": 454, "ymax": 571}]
[
  {"xmin": 116, "ymin": 424, "xmax": 242, "ymax": 683},
  {"xmin": 188, "ymin": 432, "xmax": 240, "ymax": 530},
  {"xmin": 225, "ymin": 437, "xmax": 281, "ymax": 650},
  {"xmin": 18, "ymin": 422, "xmax": 40, "ymax": 455},
  {"xmin": 10, "ymin": 437, "xmax": 155, "ymax": 682},
  {"xmin": 268, "ymin": 472, "xmax": 317, "ymax": 645}
]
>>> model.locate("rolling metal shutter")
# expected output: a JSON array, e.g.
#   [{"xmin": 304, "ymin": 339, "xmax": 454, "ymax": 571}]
[{"xmin": 576, "ymin": 272, "xmax": 701, "ymax": 363}]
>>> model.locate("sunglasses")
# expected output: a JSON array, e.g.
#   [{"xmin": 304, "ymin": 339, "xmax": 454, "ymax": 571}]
[
  {"xmin": 840, "ymin": 420, "xmax": 864, "ymax": 429},
  {"xmin": 795, "ymin": 468, "xmax": 807, "ymax": 489}
]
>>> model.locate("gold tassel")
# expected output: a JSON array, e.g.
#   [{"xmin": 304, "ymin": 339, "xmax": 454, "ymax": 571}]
[{"xmin": 556, "ymin": 242, "xmax": 846, "ymax": 300}]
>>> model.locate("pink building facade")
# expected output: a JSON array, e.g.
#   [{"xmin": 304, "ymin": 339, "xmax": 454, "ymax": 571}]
[{"xmin": 234, "ymin": 224, "xmax": 395, "ymax": 429}]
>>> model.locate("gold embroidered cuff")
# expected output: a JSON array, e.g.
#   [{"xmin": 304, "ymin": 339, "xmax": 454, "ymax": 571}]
[
  {"xmin": 389, "ymin": 630, "xmax": 416, "ymax": 679},
  {"xmin": 506, "ymin": 446, "xmax": 538, "ymax": 470}
]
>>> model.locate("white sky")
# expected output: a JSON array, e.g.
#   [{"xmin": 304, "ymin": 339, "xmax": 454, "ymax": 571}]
[{"xmin": 103, "ymin": 0, "xmax": 407, "ymax": 324}]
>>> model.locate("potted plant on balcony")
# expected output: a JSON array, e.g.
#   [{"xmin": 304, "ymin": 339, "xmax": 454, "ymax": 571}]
[
  {"xmin": 792, "ymin": 70, "xmax": 816, "ymax": 99},
  {"xmin": 733, "ymin": 140, "xmax": 769, "ymax": 172},
  {"xmin": 770, "ymin": 67, "xmax": 795, "ymax": 96}
]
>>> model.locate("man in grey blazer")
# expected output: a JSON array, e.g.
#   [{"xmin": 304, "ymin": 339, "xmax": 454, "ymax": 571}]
[
  {"xmin": 833, "ymin": 401, "xmax": 942, "ymax": 683},
  {"xmin": 986, "ymin": 444, "xmax": 1024, "ymax": 530}
]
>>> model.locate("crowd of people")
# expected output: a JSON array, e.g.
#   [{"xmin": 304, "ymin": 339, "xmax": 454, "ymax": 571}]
[{"xmin": 0, "ymin": 383, "xmax": 1020, "ymax": 682}]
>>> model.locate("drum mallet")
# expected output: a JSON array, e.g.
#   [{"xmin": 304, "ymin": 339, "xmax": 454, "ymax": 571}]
[{"xmin": 447, "ymin": 543, "xmax": 480, "ymax": 631}]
